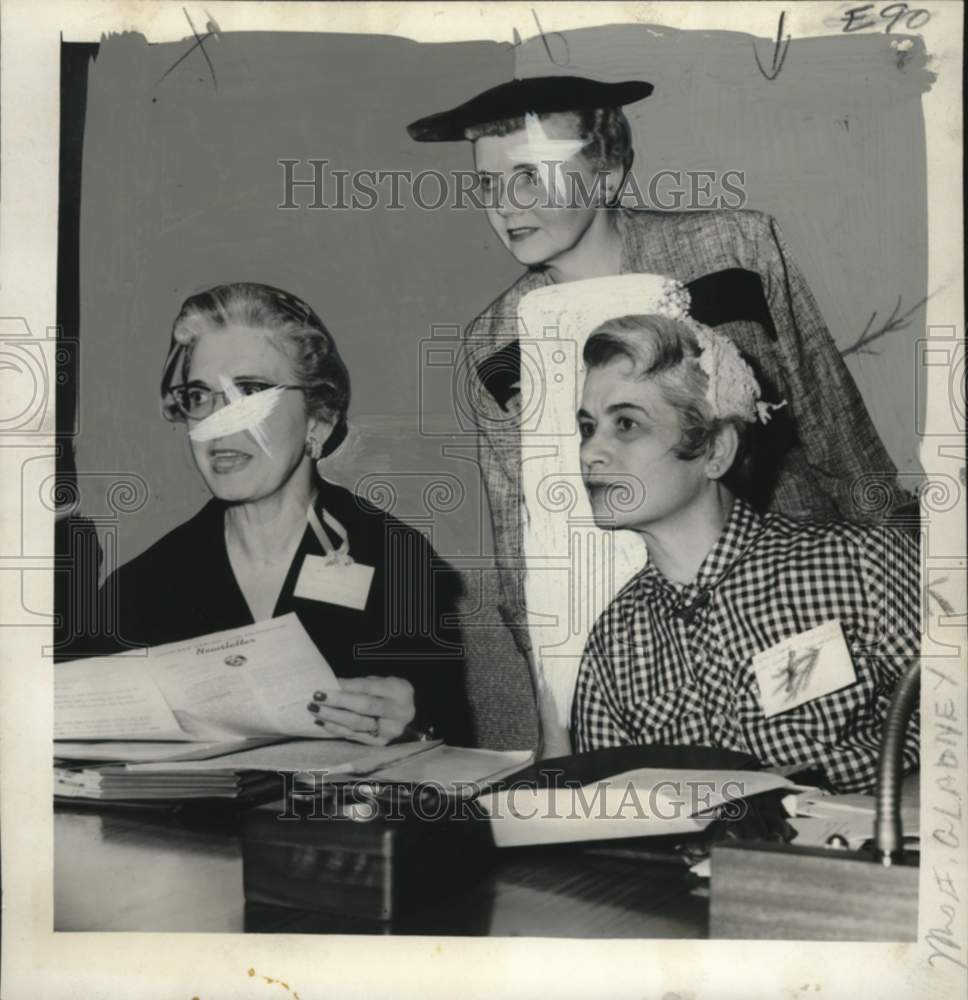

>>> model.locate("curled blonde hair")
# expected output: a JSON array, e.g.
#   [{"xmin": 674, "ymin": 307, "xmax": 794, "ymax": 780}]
[{"xmin": 583, "ymin": 314, "xmax": 759, "ymax": 496}]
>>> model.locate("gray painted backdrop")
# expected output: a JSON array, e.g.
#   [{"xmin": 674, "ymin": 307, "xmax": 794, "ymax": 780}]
[{"xmin": 72, "ymin": 25, "xmax": 932, "ymax": 745}]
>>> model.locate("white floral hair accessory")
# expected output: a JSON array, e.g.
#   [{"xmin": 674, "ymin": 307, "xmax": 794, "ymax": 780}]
[
  {"xmin": 686, "ymin": 318, "xmax": 787, "ymax": 425},
  {"xmin": 654, "ymin": 278, "xmax": 692, "ymax": 322}
]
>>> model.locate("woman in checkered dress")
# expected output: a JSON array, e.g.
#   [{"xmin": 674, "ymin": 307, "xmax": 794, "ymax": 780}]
[{"xmin": 571, "ymin": 313, "xmax": 919, "ymax": 794}]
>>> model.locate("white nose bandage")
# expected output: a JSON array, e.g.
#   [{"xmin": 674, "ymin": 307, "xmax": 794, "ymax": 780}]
[{"xmin": 187, "ymin": 376, "xmax": 287, "ymax": 455}]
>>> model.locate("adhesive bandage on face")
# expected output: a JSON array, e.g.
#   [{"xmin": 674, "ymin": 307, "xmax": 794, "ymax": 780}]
[
  {"xmin": 187, "ymin": 375, "xmax": 287, "ymax": 455},
  {"xmin": 509, "ymin": 112, "xmax": 588, "ymax": 204}
]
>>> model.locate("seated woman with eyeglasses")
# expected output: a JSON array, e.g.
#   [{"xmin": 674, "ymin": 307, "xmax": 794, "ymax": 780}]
[{"xmin": 97, "ymin": 282, "xmax": 471, "ymax": 746}]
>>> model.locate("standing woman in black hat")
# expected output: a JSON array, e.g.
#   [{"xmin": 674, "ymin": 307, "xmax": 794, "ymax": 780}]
[
  {"xmin": 407, "ymin": 76, "xmax": 910, "ymax": 754},
  {"xmin": 410, "ymin": 78, "xmax": 645, "ymax": 285}
]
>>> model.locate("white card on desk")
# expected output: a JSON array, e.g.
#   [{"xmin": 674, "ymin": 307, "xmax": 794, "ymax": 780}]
[
  {"xmin": 294, "ymin": 554, "xmax": 374, "ymax": 610},
  {"xmin": 752, "ymin": 619, "xmax": 857, "ymax": 719}
]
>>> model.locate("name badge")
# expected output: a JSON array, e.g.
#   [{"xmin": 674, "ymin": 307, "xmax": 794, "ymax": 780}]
[
  {"xmin": 294, "ymin": 554, "xmax": 374, "ymax": 611},
  {"xmin": 752, "ymin": 619, "xmax": 857, "ymax": 719}
]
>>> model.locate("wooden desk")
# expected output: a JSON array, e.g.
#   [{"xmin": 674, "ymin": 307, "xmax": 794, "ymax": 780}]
[{"xmin": 54, "ymin": 804, "xmax": 708, "ymax": 937}]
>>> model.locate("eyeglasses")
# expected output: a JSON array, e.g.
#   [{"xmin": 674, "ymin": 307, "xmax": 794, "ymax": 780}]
[{"xmin": 163, "ymin": 379, "xmax": 304, "ymax": 422}]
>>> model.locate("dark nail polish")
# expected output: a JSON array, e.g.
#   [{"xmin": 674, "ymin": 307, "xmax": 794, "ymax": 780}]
[
  {"xmin": 307, "ymin": 702, "xmax": 319, "ymax": 714},
  {"xmin": 313, "ymin": 718, "xmax": 326, "ymax": 727},
  {"xmin": 313, "ymin": 691, "xmax": 328, "ymax": 702}
]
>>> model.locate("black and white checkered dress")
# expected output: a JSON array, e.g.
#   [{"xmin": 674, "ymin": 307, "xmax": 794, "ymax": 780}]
[{"xmin": 571, "ymin": 498, "xmax": 921, "ymax": 793}]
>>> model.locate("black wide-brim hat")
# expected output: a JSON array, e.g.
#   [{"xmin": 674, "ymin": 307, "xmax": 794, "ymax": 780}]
[{"xmin": 406, "ymin": 75, "xmax": 653, "ymax": 142}]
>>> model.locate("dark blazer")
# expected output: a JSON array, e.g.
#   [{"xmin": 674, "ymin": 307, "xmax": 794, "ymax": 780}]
[{"xmin": 95, "ymin": 475, "xmax": 473, "ymax": 745}]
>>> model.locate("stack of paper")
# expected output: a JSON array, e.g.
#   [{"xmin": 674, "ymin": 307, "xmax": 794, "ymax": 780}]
[
  {"xmin": 118, "ymin": 742, "xmax": 533, "ymax": 792},
  {"xmin": 54, "ymin": 740, "xmax": 443, "ymax": 804},
  {"xmin": 53, "ymin": 737, "xmax": 289, "ymax": 804},
  {"xmin": 54, "ymin": 766, "xmax": 279, "ymax": 802}
]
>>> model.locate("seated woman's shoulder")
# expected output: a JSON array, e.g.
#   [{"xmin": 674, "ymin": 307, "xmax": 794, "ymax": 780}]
[
  {"xmin": 318, "ymin": 480, "xmax": 438, "ymax": 556},
  {"xmin": 321, "ymin": 478, "xmax": 402, "ymax": 525},
  {"xmin": 760, "ymin": 510, "xmax": 919, "ymax": 566},
  {"xmin": 319, "ymin": 479, "xmax": 464, "ymax": 609},
  {"xmin": 103, "ymin": 502, "xmax": 219, "ymax": 591}
]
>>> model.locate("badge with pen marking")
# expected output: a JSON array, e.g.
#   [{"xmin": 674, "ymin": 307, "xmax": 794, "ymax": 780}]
[{"xmin": 751, "ymin": 620, "xmax": 857, "ymax": 718}]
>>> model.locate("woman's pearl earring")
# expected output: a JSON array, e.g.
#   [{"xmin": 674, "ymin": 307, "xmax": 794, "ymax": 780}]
[{"xmin": 306, "ymin": 437, "xmax": 322, "ymax": 461}]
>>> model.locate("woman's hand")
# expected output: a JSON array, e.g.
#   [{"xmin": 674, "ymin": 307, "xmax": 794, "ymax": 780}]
[{"xmin": 306, "ymin": 676, "xmax": 416, "ymax": 746}]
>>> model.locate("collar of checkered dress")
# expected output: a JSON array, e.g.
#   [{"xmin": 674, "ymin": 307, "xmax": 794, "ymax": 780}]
[{"xmin": 635, "ymin": 497, "xmax": 766, "ymax": 616}]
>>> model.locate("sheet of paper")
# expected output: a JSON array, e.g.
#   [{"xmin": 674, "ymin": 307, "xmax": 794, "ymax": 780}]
[
  {"xmin": 367, "ymin": 746, "xmax": 534, "ymax": 793},
  {"xmin": 787, "ymin": 815, "xmax": 871, "ymax": 849},
  {"xmin": 797, "ymin": 791, "xmax": 920, "ymax": 839},
  {"xmin": 604, "ymin": 768, "xmax": 799, "ymax": 816},
  {"xmin": 146, "ymin": 613, "xmax": 341, "ymax": 739},
  {"xmin": 52, "ymin": 737, "xmax": 282, "ymax": 764},
  {"xmin": 689, "ymin": 858, "xmax": 711, "ymax": 879},
  {"xmin": 479, "ymin": 788, "xmax": 713, "ymax": 848},
  {"xmin": 54, "ymin": 655, "xmax": 186, "ymax": 741},
  {"xmin": 125, "ymin": 738, "xmax": 439, "ymax": 774},
  {"xmin": 751, "ymin": 619, "xmax": 857, "ymax": 718},
  {"xmin": 478, "ymin": 768, "xmax": 797, "ymax": 848}
]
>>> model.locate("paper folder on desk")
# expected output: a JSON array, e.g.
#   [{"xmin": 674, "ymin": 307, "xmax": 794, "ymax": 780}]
[
  {"xmin": 476, "ymin": 745, "xmax": 798, "ymax": 848},
  {"xmin": 478, "ymin": 768, "xmax": 798, "ymax": 847}
]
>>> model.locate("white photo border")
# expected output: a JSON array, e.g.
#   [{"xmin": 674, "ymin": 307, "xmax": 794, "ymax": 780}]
[{"xmin": 1, "ymin": 2, "xmax": 964, "ymax": 998}]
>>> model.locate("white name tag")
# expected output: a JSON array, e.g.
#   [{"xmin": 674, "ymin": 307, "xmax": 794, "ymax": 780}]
[
  {"xmin": 294, "ymin": 555, "xmax": 374, "ymax": 611},
  {"xmin": 752, "ymin": 620, "xmax": 857, "ymax": 719}
]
